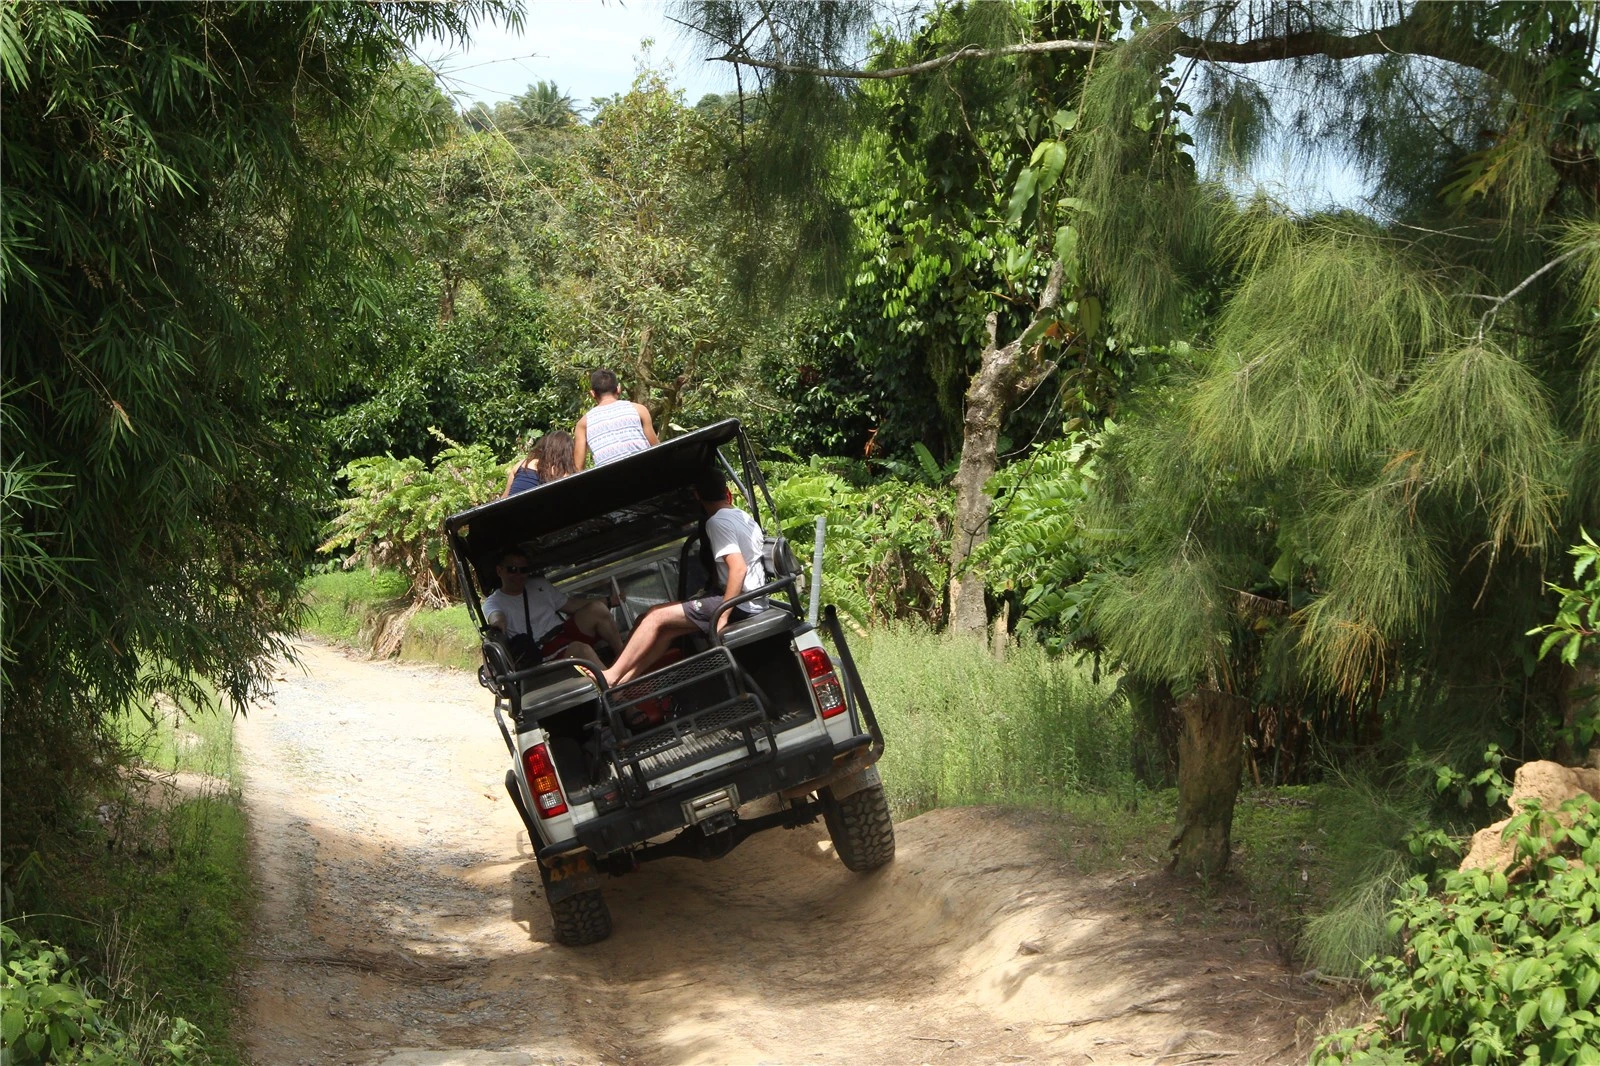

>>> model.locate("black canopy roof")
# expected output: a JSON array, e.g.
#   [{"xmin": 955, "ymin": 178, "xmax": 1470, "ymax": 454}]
[{"xmin": 446, "ymin": 419, "xmax": 747, "ymax": 598}]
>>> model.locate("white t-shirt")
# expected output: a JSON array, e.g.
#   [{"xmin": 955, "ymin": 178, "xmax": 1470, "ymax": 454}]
[
  {"xmin": 483, "ymin": 577, "xmax": 566, "ymax": 638},
  {"xmin": 705, "ymin": 506, "xmax": 767, "ymax": 612}
]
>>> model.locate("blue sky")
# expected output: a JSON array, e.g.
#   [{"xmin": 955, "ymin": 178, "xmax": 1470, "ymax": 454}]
[{"xmin": 416, "ymin": 2, "xmax": 735, "ymax": 111}]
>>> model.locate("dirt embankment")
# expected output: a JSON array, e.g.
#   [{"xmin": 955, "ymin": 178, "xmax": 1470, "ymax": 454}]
[{"xmin": 236, "ymin": 640, "xmax": 1336, "ymax": 1066}]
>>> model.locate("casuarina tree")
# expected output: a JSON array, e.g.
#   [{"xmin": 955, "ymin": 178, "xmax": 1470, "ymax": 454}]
[{"xmin": 676, "ymin": 0, "xmax": 1600, "ymax": 874}]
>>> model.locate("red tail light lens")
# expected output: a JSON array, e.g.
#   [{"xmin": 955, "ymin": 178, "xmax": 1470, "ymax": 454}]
[
  {"xmin": 798, "ymin": 647, "xmax": 848, "ymax": 718},
  {"xmin": 522, "ymin": 743, "xmax": 568, "ymax": 818},
  {"xmin": 800, "ymin": 647, "xmax": 833, "ymax": 678}
]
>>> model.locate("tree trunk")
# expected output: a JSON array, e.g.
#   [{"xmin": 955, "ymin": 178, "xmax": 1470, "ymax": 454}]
[
  {"xmin": 1555, "ymin": 661, "xmax": 1600, "ymax": 767},
  {"xmin": 1169, "ymin": 687, "xmax": 1247, "ymax": 877},
  {"xmin": 948, "ymin": 260, "xmax": 1066, "ymax": 636}
]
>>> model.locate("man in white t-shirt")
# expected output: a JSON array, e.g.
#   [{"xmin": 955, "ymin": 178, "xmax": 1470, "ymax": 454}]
[
  {"xmin": 482, "ymin": 547, "xmax": 623, "ymax": 669},
  {"xmin": 602, "ymin": 468, "xmax": 767, "ymax": 686}
]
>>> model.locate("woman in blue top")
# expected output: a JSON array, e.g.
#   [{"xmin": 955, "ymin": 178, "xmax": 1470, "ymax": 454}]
[{"xmin": 501, "ymin": 431, "xmax": 576, "ymax": 497}]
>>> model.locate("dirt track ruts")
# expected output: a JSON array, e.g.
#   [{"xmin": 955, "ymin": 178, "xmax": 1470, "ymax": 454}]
[{"xmin": 236, "ymin": 639, "xmax": 1336, "ymax": 1066}]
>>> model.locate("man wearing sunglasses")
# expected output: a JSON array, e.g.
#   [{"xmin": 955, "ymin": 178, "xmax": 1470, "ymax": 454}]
[{"xmin": 483, "ymin": 547, "xmax": 623, "ymax": 669}]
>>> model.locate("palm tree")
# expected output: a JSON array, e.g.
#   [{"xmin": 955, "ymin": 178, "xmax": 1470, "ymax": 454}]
[{"xmin": 513, "ymin": 80, "xmax": 578, "ymax": 129}]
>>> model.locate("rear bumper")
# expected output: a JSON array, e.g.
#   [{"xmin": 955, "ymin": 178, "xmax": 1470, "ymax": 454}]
[{"xmin": 570, "ymin": 733, "xmax": 841, "ymax": 857}]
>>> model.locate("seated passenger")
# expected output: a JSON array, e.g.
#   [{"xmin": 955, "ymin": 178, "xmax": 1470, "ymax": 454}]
[
  {"xmin": 502, "ymin": 436, "xmax": 543, "ymax": 497},
  {"xmin": 572, "ymin": 368, "xmax": 658, "ymax": 469},
  {"xmin": 483, "ymin": 547, "xmax": 624, "ymax": 671},
  {"xmin": 501, "ymin": 430, "xmax": 577, "ymax": 498},
  {"xmin": 603, "ymin": 469, "xmax": 767, "ymax": 686}
]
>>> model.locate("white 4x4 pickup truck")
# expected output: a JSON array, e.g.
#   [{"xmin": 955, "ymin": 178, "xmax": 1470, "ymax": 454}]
[{"xmin": 445, "ymin": 420, "xmax": 894, "ymax": 945}]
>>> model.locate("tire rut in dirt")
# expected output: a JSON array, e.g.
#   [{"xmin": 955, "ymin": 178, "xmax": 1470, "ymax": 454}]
[{"xmin": 824, "ymin": 782, "xmax": 896, "ymax": 871}]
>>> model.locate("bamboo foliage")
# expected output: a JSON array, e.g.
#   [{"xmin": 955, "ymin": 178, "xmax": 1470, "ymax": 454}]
[{"xmin": 1, "ymin": 0, "xmax": 510, "ymax": 836}]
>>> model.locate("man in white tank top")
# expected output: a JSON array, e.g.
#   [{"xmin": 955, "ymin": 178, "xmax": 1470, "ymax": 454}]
[{"xmin": 573, "ymin": 368, "xmax": 659, "ymax": 468}]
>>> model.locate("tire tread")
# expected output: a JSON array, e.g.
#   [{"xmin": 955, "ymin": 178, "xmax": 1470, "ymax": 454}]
[{"xmin": 825, "ymin": 783, "xmax": 896, "ymax": 872}]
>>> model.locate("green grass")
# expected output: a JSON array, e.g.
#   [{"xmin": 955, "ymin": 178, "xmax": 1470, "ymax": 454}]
[
  {"xmin": 850, "ymin": 625, "xmax": 1441, "ymax": 973},
  {"xmin": 302, "ymin": 568, "xmax": 479, "ymax": 665},
  {"xmin": 400, "ymin": 603, "xmax": 481, "ymax": 669},
  {"xmin": 301, "ymin": 567, "xmax": 409, "ymax": 642},
  {"xmin": 8, "ymin": 699, "xmax": 252, "ymax": 1065},
  {"xmin": 852, "ymin": 624, "xmax": 1136, "ymax": 815}
]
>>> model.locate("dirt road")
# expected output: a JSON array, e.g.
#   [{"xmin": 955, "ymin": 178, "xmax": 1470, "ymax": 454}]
[{"xmin": 237, "ymin": 640, "xmax": 1335, "ymax": 1066}]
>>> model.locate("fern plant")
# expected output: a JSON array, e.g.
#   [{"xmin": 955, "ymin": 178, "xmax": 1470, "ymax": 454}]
[
  {"xmin": 968, "ymin": 431, "xmax": 1103, "ymax": 643},
  {"xmin": 320, "ymin": 432, "xmax": 505, "ymax": 607}
]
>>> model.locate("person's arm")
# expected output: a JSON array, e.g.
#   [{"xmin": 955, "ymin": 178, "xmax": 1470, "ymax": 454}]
[
  {"xmin": 572, "ymin": 413, "xmax": 588, "ymax": 470},
  {"xmin": 501, "ymin": 465, "xmax": 518, "ymax": 498},
  {"xmin": 716, "ymin": 552, "xmax": 746, "ymax": 634},
  {"xmin": 636, "ymin": 403, "xmax": 659, "ymax": 446}
]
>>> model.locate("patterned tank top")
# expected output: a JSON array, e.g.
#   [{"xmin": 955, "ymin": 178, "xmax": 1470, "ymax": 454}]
[{"xmin": 585, "ymin": 400, "xmax": 651, "ymax": 466}]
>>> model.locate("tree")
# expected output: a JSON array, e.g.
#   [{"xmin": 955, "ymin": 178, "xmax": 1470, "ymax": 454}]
[
  {"xmin": 0, "ymin": 0, "xmax": 510, "ymax": 841},
  {"xmin": 1064, "ymin": 3, "xmax": 1600, "ymax": 875},
  {"xmin": 514, "ymin": 80, "xmax": 580, "ymax": 129},
  {"xmin": 318, "ymin": 118, "xmax": 555, "ymax": 464},
  {"xmin": 677, "ymin": 1, "xmax": 1148, "ymax": 634},
  {"xmin": 537, "ymin": 72, "xmax": 763, "ymax": 430},
  {"xmin": 678, "ymin": 0, "xmax": 1600, "ymax": 875}
]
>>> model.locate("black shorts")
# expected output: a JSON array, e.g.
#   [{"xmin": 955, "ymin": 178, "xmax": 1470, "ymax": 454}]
[{"xmin": 681, "ymin": 596, "xmax": 756, "ymax": 635}]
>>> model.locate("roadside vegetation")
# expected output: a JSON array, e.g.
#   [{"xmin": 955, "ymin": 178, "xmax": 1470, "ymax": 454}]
[
  {"xmin": 4, "ymin": 699, "xmax": 249, "ymax": 1065},
  {"xmin": 6, "ymin": 1, "xmax": 1599, "ymax": 1062}
]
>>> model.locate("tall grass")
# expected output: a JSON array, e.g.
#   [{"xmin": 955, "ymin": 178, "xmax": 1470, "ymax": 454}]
[
  {"xmin": 302, "ymin": 568, "xmax": 479, "ymax": 666},
  {"xmin": 852, "ymin": 625, "xmax": 1136, "ymax": 815}
]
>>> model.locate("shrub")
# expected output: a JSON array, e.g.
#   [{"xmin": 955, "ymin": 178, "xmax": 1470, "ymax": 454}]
[
  {"xmin": 770, "ymin": 465, "xmax": 952, "ymax": 626},
  {"xmin": 320, "ymin": 432, "xmax": 504, "ymax": 607},
  {"xmin": 1315, "ymin": 794, "xmax": 1600, "ymax": 1066},
  {"xmin": 0, "ymin": 925, "xmax": 203, "ymax": 1065}
]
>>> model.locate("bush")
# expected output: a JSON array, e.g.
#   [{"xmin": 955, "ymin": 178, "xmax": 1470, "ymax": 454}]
[
  {"xmin": 320, "ymin": 433, "xmax": 504, "ymax": 607},
  {"xmin": 1, "ymin": 925, "xmax": 204, "ymax": 1065},
  {"xmin": 1315, "ymin": 795, "xmax": 1600, "ymax": 1066},
  {"xmin": 770, "ymin": 464, "xmax": 952, "ymax": 626}
]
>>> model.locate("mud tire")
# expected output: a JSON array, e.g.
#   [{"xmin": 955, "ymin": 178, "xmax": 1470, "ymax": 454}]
[
  {"xmin": 824, "ymin": 782, "xmax": 896, "ymax": 872},
  {"xmin": 547, "ymin": 887, "xmax": 612, "ymax": 946}
]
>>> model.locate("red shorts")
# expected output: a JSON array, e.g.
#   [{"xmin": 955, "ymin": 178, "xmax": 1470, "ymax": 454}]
[{"xmin": 536, "ymin": 616, "xmax": 588, "ymax": 659}]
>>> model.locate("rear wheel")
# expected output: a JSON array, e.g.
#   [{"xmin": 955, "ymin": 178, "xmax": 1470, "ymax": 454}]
[
  {"xmin": 547, "ymin": 887, "xmax": 612, "ymax": 946},
  {"xmin": 539, "ymin": 858, "xmax": 613, "ymax": 946},
  {"xmin": 823, "ymin": 778, "xmax": 896, "ymax": 872}
]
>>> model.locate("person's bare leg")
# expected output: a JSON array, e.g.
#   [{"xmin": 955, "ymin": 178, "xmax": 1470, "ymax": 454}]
[
  {"xmin": 571, "ymin": 601, "xmax": 624, "ymax": 660},
  {"xmin": 563, "ymin": 642, "xmax": 602, "ymax": 669},
  {"xmin": 604, "ymin": 605, "xmax": 697, "ymax": 686}
]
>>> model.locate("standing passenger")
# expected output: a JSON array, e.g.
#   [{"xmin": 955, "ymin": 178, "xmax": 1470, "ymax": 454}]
[{"xmin": 573, "ymin": 368, "xmax": 658, "ymax": 468}]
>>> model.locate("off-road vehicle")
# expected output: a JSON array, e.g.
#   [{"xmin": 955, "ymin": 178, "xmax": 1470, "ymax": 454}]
[{"xmin": 445, "ymin": 420, "xmax": 893, "ymax": 945}]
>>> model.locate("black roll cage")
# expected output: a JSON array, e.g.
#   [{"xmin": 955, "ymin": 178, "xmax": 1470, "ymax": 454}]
[{"xmin": 444, "ymin": 419, "xmax": 790, "ymax": 637}]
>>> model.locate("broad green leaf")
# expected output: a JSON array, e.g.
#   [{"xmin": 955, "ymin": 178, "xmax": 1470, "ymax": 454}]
[
  {"xmin": 1542, "ymin": 986, "xmax": 1569, "ymax": 1028},
  {"xmin": 1007, "ymin": 167, "xmax": 1038, "ymax": 224}
]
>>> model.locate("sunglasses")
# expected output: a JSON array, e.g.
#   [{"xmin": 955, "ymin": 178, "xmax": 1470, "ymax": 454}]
[{"xmin": 501, "ymin": 564, "xmax": 534, "ymax": 575}]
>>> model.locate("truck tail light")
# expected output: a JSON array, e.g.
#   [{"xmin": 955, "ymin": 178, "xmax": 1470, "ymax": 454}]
[
  {"xmin": 799, "ymin": 647, "xmax": 847, "ymax": 719},
  {"xmin": 522, "ymin": 743, "xmax": 568, "ymax": 818}
]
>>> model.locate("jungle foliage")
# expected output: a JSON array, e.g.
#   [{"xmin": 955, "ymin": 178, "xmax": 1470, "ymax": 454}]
[
  {"xmin": 10, "ymin": 4, "xmax": 1600, "ymax": 1054},
  {"xmin": 0, "ymin": 0, "xmax": 511, "ymax": 845}
]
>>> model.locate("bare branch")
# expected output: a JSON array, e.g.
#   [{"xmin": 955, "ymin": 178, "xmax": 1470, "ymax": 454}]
[
  {"xmin": 1476, "ymin": 247, "xmax": 1585, "ymax": 340},
  {"xmin": 710, "ymin": 5, "xmax": 1529, "ymax": 84},
  {"xmin": 711, "ymin": 38, "xmax": 1102, "ymax": 81}
]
